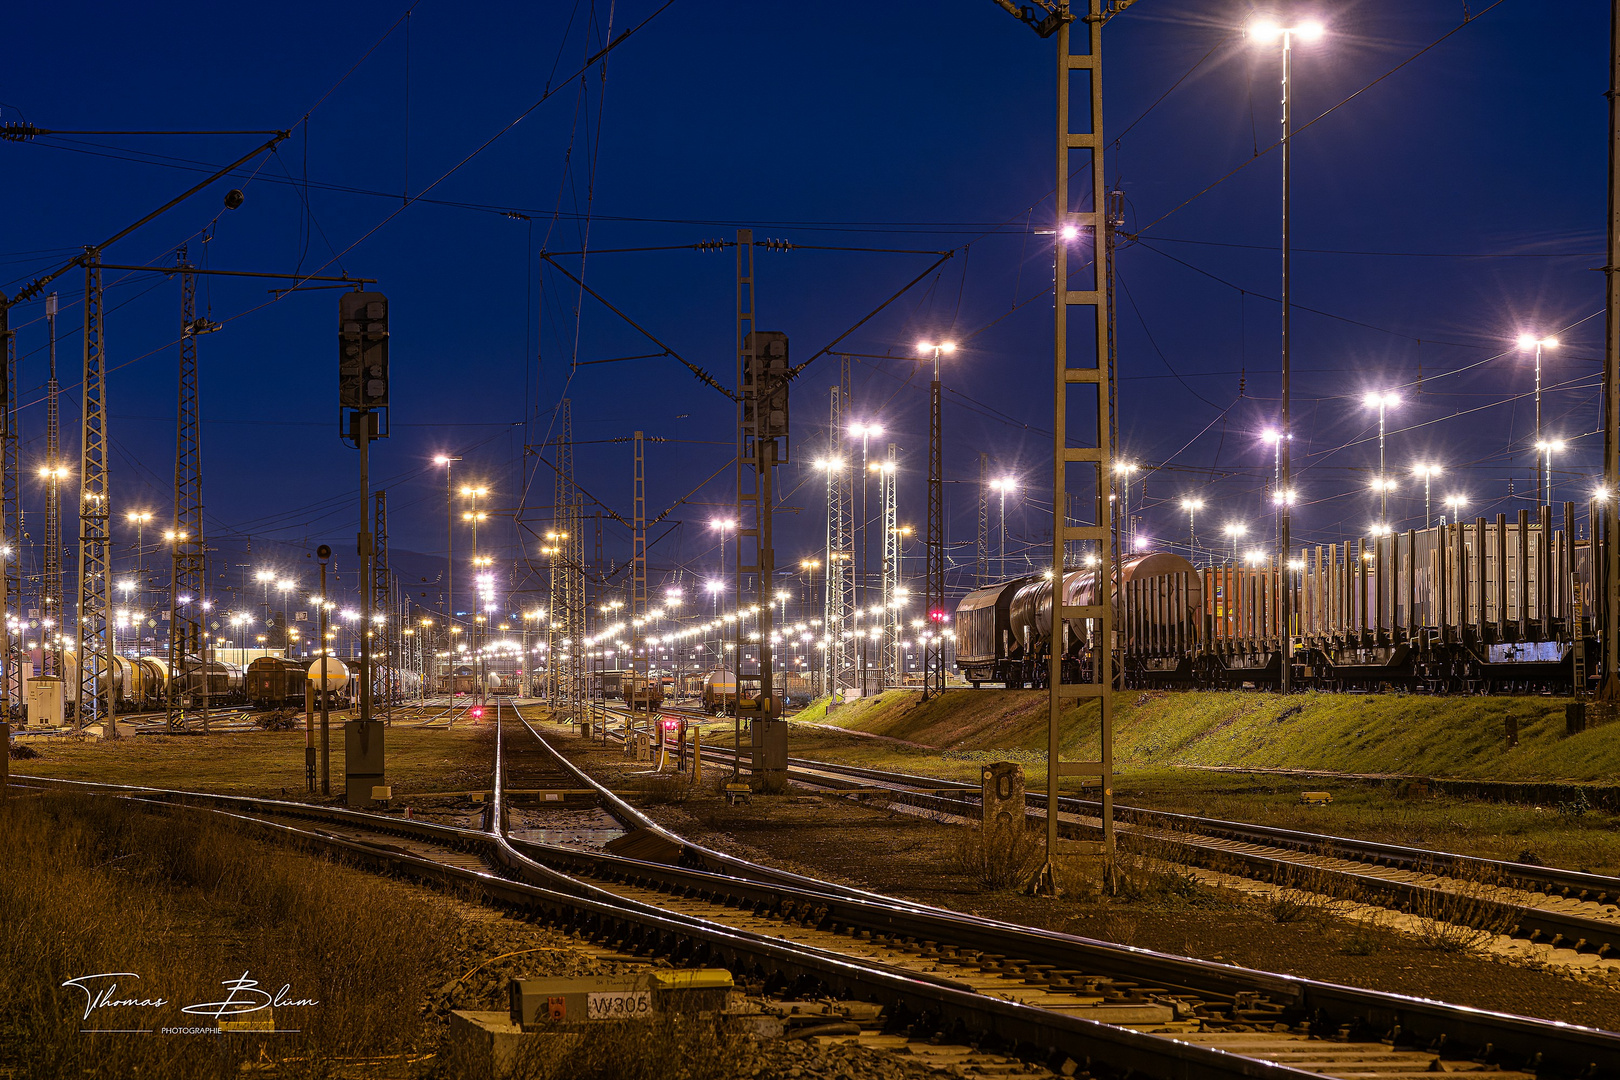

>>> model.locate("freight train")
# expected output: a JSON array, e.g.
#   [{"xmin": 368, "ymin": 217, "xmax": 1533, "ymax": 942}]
[
  {"xmin": 955, "ymin": 503, "xmax": 1600, "ymax": 694},
  {"xmin": 599, "ymin": 668, "xmax": 666, "ymax": 708},
  {"xmin": 46, "ymin": 654, "xmax": 249, "ymax": 715}
]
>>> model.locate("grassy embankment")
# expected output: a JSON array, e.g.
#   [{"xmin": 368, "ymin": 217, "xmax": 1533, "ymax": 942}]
[
  {"xmin": 783, "ymin": 690, "xmax": 1620, "ymax": 874},
  {"xmin": 11, "ymin": 725, "xmax": 495, "ymax": 799}
]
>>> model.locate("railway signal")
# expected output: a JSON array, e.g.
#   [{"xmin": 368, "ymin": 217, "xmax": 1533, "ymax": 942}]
[
  {"xmin": 338, "ymin": 292, "xmax": 389, "ymax": 411},
  {"xmin": 339, "ymin": 289, "xmax": 389, "ymax": 807}
]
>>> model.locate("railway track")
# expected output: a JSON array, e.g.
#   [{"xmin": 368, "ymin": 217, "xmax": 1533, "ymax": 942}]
[
  {"xmin": 7, "ymin": 698, "xmax": 1616, "ymax": 1078},
  {"xmin": 606, "ymin": 702, "xmax": 1620, "ymax": 961}
]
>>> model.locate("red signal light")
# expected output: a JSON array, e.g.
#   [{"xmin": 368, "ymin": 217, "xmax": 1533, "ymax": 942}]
[
  {"xmin": 929, "ymin": 609, "xmax": 945, "ymax": 622},
  {"xmin": 470, "ymin": 706, "xmax": 484, "ymax": 719}
]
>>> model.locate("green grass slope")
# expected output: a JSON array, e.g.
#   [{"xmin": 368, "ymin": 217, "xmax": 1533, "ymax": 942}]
[{"xmin": 797, "ymin": 689, "xmax": 1619, "ymax": 783}]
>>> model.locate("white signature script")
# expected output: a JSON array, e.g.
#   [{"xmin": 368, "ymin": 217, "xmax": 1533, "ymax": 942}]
[{"xmin": 63, "ymin": 972, "xmax": 318, "ymax": 1021}]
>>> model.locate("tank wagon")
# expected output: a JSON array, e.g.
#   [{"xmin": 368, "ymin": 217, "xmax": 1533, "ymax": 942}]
[
  {"xmin": 59, "ymin": 654, "xmax": 246, "ymax": 715},
  {"xmin": 700, "ymin": 669, "xmax": 737, "ymax": 715},
  {"xmin": 955, "ymin": 503, "xmax": 1601, "ymax": 694}
]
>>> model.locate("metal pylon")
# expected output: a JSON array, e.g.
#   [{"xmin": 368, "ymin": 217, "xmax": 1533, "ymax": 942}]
[
  {"xmin": 630, "ymin": 430, "xmax": 649, "ymax": 714},
  {"xmin": 824, "ymin": 367, "xmax": 854, "ymax": 699},
  {"xmin": 924, "ymin": 368, "xmax": 943, "ymax": 699},
  {"xmin": 554, "ymin": 398, "xmax": 585, "ymax": 721},
  {"xmin": 43, "ymin": 294, "xmax": 62, "ymax": 678},
  {"xmin": 0, "ymin": 294, "xmax": 16, "ymax": 710},
  {"xmin": 977, "ymin": 453, "xmax": 990, "ymax": 588},
  {"xmin": 168, "ymin": 248, "xmax": 208, "ymax": 732},
  {"xmin": 75, "ymin": 249, "xmax": 112, "ymax": 736},
  {"xmin": 373, "ymin": 489, "xmax": 391, "ymax": 718},
  {"xmin": 881, "ymin": 442, "xmax": 898, "ymax": 688},
  {"xmin": 567, "ymin": 492, "xmax": 585, "ymax": 714},
  {"xmin": 1040, "ymin": 0, "xmax": 1115, "ymax": 886}
]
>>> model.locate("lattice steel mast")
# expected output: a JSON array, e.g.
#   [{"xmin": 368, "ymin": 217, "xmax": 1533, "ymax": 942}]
[
  {"xmin": 977, "ymin": 453, "xmax": 990, "ymax": 587},
  {"xmin": 631, "ymin": 430, "xmax": 653, "ymax": 718},
  {"xmin": 43, "ymin": 294, "xmax": 62, "ymax": 678},
  {"xmin": 824, "ymin": 362, "xmax": 855, "ymax": 699},
  {"xmin": 735, "ymin": 229, "xmax": 791, "ymax": 775},
  {"xmin": 75, "ymin": 250, "xmax": 112, "ymax": 736},
  {"xmin": 0, "ymin": 294, "xmax": 15, "ymax": 709},
  {"xmin": 168, "ymin": 247, "xmax": 210, "ymax": 732},
  {"xmin": 1020, "ymin": 0, "xmax": 1118, "ymax": 887},
  {"xmin": 881, "ymin": 442, "xmax": 898, "ymax": 688},
  {"xmin": 373, "ymin": 489, "xmax": 391, "ymax": 718},
  {"xmin": 554, "ymin": 398, "xmax": 585, "ymax": 722}
]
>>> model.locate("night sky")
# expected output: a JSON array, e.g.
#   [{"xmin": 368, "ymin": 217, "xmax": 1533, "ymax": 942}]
[{"xmin": 0, "ymin": 1, "xmax": 1607, "ymax": 623}]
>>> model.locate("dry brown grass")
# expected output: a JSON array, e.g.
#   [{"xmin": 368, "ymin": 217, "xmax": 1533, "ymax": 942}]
[
  {"xmin": 638, "ymin": 771, "xmax": 695, "ymax": 805},
  {"xmin": 497, "ymin": 1010, "xmax": 745, "ymax": 1080},
  {"xmin": 0, "ymin": 793, "xmax": 456, "ymax": 1079},
  {"xmin": 1402, "ymin": 860, "xmax": 1520, "ymax": 953},
  {"xmin": 947, "ymin": 823, "xmax": 1044, "ymax": 890}
]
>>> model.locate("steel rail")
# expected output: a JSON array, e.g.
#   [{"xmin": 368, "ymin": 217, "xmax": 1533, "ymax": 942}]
[
  {"xmin": 616, "ymin": 704, "xmax": 1620, "ymax": 954},
  {"xmin": 678, "ymin": 737, "xmax": 1620, "ymax": 958},
  {"xmin": 10, "ymin": 762, "xmax": 1618, "ymax": 1075}
]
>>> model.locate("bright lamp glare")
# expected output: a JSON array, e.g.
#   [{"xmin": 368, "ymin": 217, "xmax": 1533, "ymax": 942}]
[
  {"xmin": 1295, "ymin": 20, "xmax": 1325, "ymax": 41},
  {"xmin": 1517, "ymin": 333, "xmax": 1538, "ymax": 349},
  {"xmin": 1249, "ymin": 18, "xmax": 1282, "ymax": 41},
  {"xmin": 1059, "ymin": 224, "xmax": 1080, "ymax": 241}
]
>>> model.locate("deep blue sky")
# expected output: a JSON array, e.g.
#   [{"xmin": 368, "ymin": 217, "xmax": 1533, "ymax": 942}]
[{"xmin": 0, "ymin": 0, "xmax": 1606, "ymax": 620}]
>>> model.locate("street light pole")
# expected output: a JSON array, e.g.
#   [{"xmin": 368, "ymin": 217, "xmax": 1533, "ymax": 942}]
[
  {"xmin": 434, "ymin": 454, "xmax": 461, "ymax": 694},
  {"xmin": 990, "ymin": 476, "xmax": 1016, "ymax": 580},
  {"xmin": 916, "ymin": 340, "xmax": 955, "ymax": 702},
  {"xmin": 1252, "ymin": 15, "xmax": 1324, "ymax": 695},
  {"xmin": 1538, "ymin": 440, "xmax": 1566, "ymax": 507},
  {"xmin": 1181, "ymin": 497, "xmax": 1203, "ymax": 565},
  {"xmin": 1364, "ymin": 391, "xmax": 1401, "ymax": 523},
  {"xmin": 1112, "ymin": 462, "xmax": 1137, "ymax": 553},
  {"xmin": 1412, "ymin": 463, "xmax": 1441, "ymax": 529},
  {"xmin": 1517, "ymin": 335, "xmax": 1559, "ymax": 499},
  {"xmin": 1224, "ymin": 521, "xmax": 1247, "ymax": 564}
]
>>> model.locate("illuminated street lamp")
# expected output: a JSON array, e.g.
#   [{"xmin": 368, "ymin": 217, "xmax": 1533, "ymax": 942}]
[
  {"xmin": 1181, "ymin": 496, "xmax": 1204, "ymax": 565},
  {"xmin": 1113, "ymin": 460, "xmax": 1139, "ymax": 552},
  {"xmin": 1536, "ymin": 439, "xmax": 1566, "ymax": 508},
  {"xmin": 434, "ymin": 454, "xmax": 463, "ymax": 637},
  {"xmin": 989, "ymin": 475, "xmax": 1018, "ymax": 580},
  {"xmin": 1517, "ymin": 334, "xmax": 1560, "ymax": 498},
  {"xmin": 1441, "ymin": 493, "xmax": 1467, "ymax": 528},
  {"xmin": 1363, "ymin": 390, "xmax": 1401, "ymax": 522},
  {"xmin": 1223, "ymin": 521, "xmax": 1248, "ymax": 564},
  {"xmin": 1411, "ymin": 463, "xmax": 1442, "ymax": 528},
  {"xmin": 126, "ymin": 509, "xmax": 153, "ymax": 607},
  {"xmin": 848, "ymin": 421, "xmax": 883, "ymax": 696},
  {"xmin": 1252, "ymin": 13, "xmax": 1325, "ymax": 696}
]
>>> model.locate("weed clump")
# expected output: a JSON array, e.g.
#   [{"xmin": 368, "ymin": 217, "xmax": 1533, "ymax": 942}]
[
  {"xmin": 639, "ymin": 771, "xmax": 694, "ymax": 805},
  {"xmin": 949, "ymin": 823, "xmax": 1043, "ymax": 890},
  {"xmin": 254, "ymin": 709, "xmax": 298, "ymax": 731},
  {"xmin": 1403, "ymin": 861, "xmax": 1518, "ymax": 953}
]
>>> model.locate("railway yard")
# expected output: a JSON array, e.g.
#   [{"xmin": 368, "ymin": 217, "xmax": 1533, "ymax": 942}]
[
  {"xmin": 12, "ymin": 3, "xmax": 1620, "ymax": 1078},
  {"xmin": 7, "ymin": 690, "xmax": 1620, "ymax": 1078}
]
